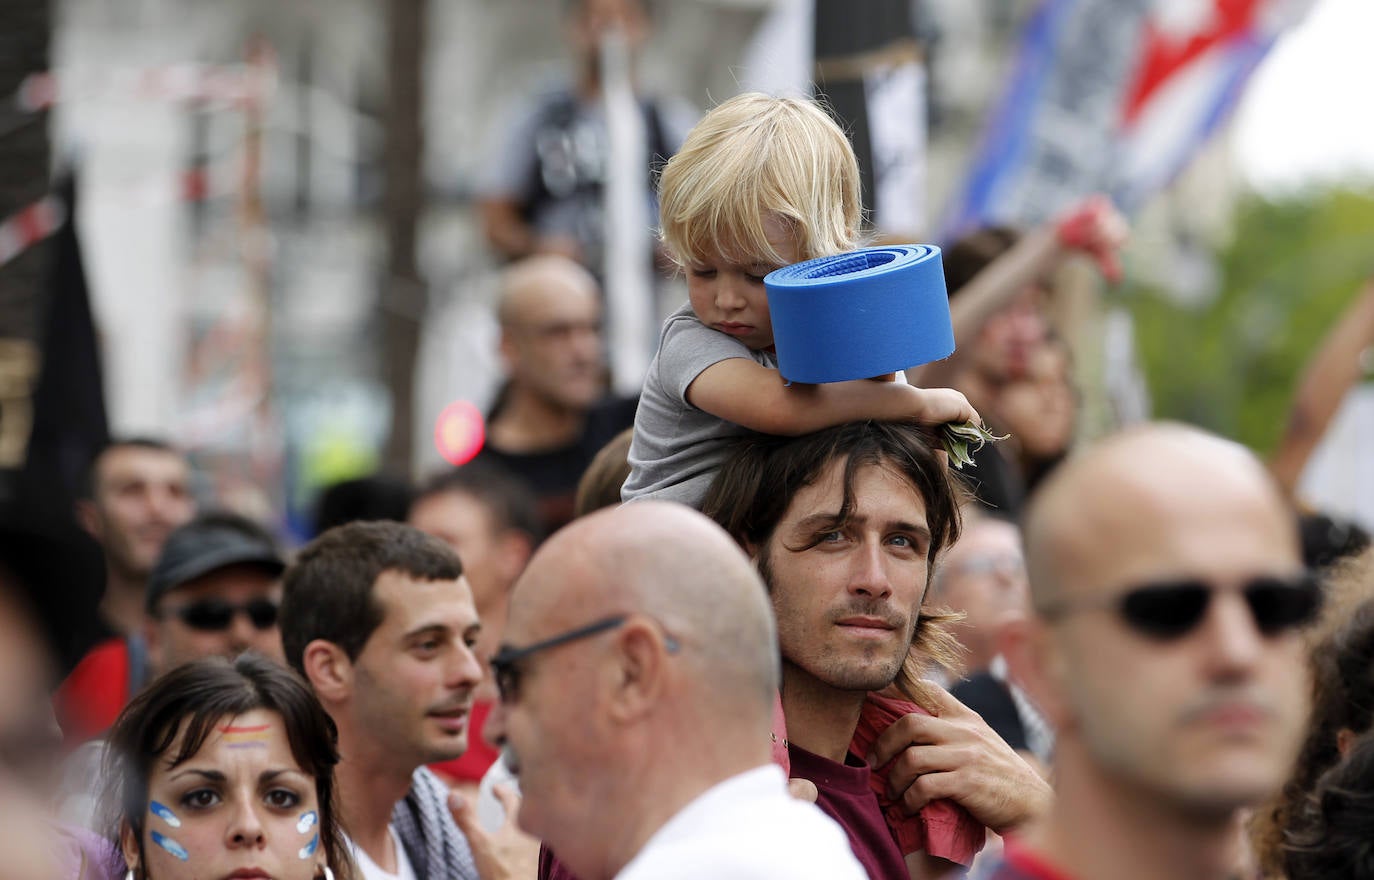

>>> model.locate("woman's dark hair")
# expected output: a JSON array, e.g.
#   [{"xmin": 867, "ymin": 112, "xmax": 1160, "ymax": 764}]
[
  {"xmin": 1255, "ymin": 587, "xmax": 1374, "ymax": 876},
  {"xmin": 101, "ymin": 654, "xmax": 353, "ymax": 880},
  {"xmin": 1284, "ymin": 731, "xmax": 1374, "ymax": 879}
]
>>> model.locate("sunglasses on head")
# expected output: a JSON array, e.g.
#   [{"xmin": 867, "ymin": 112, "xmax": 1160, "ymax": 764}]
[
  {"xmin": 165, "ymin": 598, "xmax": 280, "ymax": 632},
  {"xmin": 1037, "ymin": 573, "xmax": 1322, "ymax": 640}
]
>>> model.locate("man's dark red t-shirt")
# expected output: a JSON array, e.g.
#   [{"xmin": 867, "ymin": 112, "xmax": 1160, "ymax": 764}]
[{"xmin": 788, "ymin": 743, "xmax": 909, "ymax": 879}]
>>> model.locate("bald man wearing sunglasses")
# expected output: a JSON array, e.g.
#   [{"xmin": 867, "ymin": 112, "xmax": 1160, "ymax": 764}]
[{"xmin": 983, "ymin": 422, "xmax": 1320, "ymax": 880}]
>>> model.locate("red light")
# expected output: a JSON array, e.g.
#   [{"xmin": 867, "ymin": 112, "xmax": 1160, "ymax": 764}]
[{"xmin": 434, "ymin": 400, "xmax": 485, "ymax": 466}]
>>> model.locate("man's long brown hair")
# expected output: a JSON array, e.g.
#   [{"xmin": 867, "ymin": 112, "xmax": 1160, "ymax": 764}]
[{"xmin": 701, "ymin": 421, "xmax": 966, "ymax": 709}]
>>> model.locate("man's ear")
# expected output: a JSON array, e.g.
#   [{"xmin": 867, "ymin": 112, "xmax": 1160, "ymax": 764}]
[
  {"xmin": 119, "ymin": 819, "xmax": 141, "ymax": 874},
  {"xmin": 1001, "ymin": 617, "xmax": 1073, "ymax": 733},
  {"xmin": 74, "ymin": 498, "xmax": 102, "ymax": 540},
  {"xmin": 497, "ymin": 328, "xmax": 518, "ymax": 374},
  {"xmin": 494, "ymin": 530, "xmax": 534, "ymax": 588},
  {"xmin": 303, "ymin": 640, "xmax": 354, "ymax": 704},
  {"xmin": 604, "ymin": 619, "xmax": 670, "ymax": 724}
]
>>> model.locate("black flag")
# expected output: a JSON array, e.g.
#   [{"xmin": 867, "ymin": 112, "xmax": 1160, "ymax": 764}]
[
  {"xmin": 22, "ymin": 173, "xmax": 109, "ymax": 513},
  {"xmin": 17, "ymin": 173, "xmax": 108, "ymax": 672}
]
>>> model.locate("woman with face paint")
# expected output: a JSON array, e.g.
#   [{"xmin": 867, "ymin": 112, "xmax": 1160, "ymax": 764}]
[{"xmin": 100, "ymin": 654, "xmax": 354, "ymax": 880}]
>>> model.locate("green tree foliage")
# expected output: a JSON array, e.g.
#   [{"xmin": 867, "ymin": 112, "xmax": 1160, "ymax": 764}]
[{"xmin": 1124, "ymin": 187, "xmax": 1374, "ymax": 456}]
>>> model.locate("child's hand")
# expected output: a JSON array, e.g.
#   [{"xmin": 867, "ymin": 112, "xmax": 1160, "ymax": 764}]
[
  {"xmin": 1055, "ymin": 194, "xmax": 1129, "ymax": 283},
  {"xmin": 911, "ymin": 387, "xmax": 979, "ymax": 427}
]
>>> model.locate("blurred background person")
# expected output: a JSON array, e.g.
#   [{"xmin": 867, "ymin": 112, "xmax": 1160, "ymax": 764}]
[
  {"xmin": 475, "ymin": 0, "xmax": 695, "ymax": 278},
  {"xmin": 991, "ymin": 335, "xmax": 1079, "ymax": 496},
  {"xmin": 99, "ymin": 654, "xmax": 355, "ymax": 880},
  {"xmin": 1269, "ymin": 277, "xmax": 1374, "ymax": 500},
  {"xmin": 931, "ymin": 511, "xmax": 1054, "ymax": 770},
  {"xmin": 1, "ymin": 502, "xmax": 113, "ymax": 880},
  {"xmin": 933, "ymin": 512, "xmax": 1030, "ymax": 681},
  {"xmin": 915, "ymin": 198, "xmax": 1126, "ymax": 516},
  {"xmin": 74, "ymin": 440, "xmax": 196, "ymax": 643},
  {"xmin": 477, "ymin": 255, "xmax": 637, "ymax": 535},
  {"xmin": 55, "ymin": 511, "xmax": 287, "ymax": 749},
  {"xmin": 572, "ymin": 427, "xmax": 633, "ymax": 518},
  {"xmin": 1254, "ymin": 550, "xmax": 1374, "ymax": 878},
  {"xmin": 66, "ymin": 440, "xmax": 195, "ymax": 682},
  {"xmin": 312, "ymin": 474, "xmax": 416, "ymax": 537},
  {"xmin": 408, "ymin": 462, "xmax": 540, "ymax": 787},
  {"xmin": 1281, "ymin": 729, "xmax": 1374, "ymax": 880}
]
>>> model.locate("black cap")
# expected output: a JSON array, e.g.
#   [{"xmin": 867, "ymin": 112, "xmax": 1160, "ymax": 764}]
[{"xmin": 147, "ymin": 512, "xmax": 286, "ymax": 612}]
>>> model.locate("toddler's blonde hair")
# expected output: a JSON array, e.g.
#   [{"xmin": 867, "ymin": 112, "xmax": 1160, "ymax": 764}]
[{"xmin": 658, "ymin": 92, "xmax": 862, "ymax": 268}]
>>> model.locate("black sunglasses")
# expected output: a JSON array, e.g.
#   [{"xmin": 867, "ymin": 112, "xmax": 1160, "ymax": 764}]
[
  {"xmin": 1037, "ymin": 573, "xmax": 1322, "ymax": 640},
  {"xmin": 165, "ymin": 598, "xmax": 280, "ymax": 632},
  {"xmin": 490, "ymin": 615, "xmax": 680, "ymax": 704}
]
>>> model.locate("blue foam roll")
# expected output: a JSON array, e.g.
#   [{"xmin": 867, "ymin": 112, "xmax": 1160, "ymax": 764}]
[{"xmin": 764, "ymin": 245, "xmax": 955, "ymax": 384}]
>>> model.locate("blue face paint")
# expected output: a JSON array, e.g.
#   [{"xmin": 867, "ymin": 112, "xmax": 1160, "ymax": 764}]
[
  {"xmin": 296, "ymin": 811, "xmax": 318, "ymax": 835},
  {"xmin": 151, "ymin": 831, "xmax": 190, "ymax": 862},
  {"xmin": 299, "ymin": 834, "xmax": 320, "ymax": 860},
  {"xmin": 149, "ymin": 801, "xmax": 181, "ymax": 828}
]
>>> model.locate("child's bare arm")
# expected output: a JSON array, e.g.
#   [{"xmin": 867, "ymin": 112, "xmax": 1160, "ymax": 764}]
[{"xmin": 686, "ymin": 358, "xmax": 978, "ymax": 437}]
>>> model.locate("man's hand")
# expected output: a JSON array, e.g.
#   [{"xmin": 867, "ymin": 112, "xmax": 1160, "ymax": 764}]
[
  {"xmin": 1055, "ymin": 194, "xmax": 1128, "ymax": 283},
  {"xmin": 865, "ymin": 683, "xmax": 1052, "ymax": 834},
  {"xmin": 449, "ymin": 785, "xmax": 540, "ymax": 880}
]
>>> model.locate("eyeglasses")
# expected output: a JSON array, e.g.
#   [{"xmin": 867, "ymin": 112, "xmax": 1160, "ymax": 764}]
[
  {"xmin": 490, "ymin": 615, "xmax": 680, "ymax": 704},
  {"xmin": 511, "ymin": 319, "xmax": 602, "ymax": 342},
  {"xmin": 944, "ymin": 552, "xmax": 1025, "ymax": 581},
  {"xmin": 163, "ymin": 598, "xmax": 280, "ymax": 632},
  {"xmin": 1036, "ymin": 573, "xmax": 1322, "ymax": 640}
]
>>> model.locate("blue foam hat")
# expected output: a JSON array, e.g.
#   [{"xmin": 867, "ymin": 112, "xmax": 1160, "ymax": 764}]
[{"xmin": 764, "ymin": 244, "xmax": 955, "ymax": 384}]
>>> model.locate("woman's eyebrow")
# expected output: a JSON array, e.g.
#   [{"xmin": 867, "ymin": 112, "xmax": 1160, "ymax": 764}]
[
  {"xmin": 168, "ymin": 768, "xmax": 226, "ymax": 783},
  {"xmin": 259, "ymin": 768, "xmax": 309, "ymax": 783}
]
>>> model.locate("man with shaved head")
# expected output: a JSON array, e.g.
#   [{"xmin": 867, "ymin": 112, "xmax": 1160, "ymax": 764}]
[
  {"xmin": 487, "ymin": 501, "xmax": 866, "ymax": 880},
  {"xmin": 476, "ymin": 254, "xmax": 637, "ymax": 534},
  {"xmin": 981, "ymin": 422, "xmax": 1319, "ymax": 879}
]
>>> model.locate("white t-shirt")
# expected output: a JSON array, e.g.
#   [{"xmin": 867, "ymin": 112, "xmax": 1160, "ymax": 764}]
[
  {"xmin": 347, "ymin": 827, "xmax": 418, "ymax": 880},
  {"xmin": 615, "ymin": 764, "xmax": 867, "ymax": 879}
]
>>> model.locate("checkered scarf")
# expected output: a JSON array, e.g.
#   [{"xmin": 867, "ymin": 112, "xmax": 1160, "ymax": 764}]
[{"xmin": 391, "ymin": 767, "xmax": 479, "ymax": 880}]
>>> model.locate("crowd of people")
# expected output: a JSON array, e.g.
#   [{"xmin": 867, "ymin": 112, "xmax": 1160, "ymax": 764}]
[{"xmin": 5, "ymin": 1, "xmax": 1374, "ymax": 879}]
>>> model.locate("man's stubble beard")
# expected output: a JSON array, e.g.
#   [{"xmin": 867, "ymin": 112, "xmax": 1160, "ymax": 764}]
[
  {"xmin": 352, "ymin": 664, "xmax": 464, "ymax": 771},
  {"xmin": 757, "ymin": 540, "xmax": 912, "ymax": 694}
]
